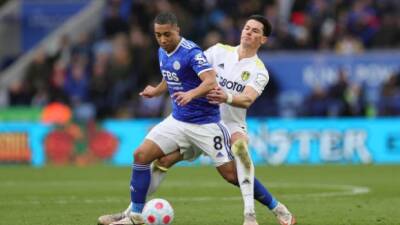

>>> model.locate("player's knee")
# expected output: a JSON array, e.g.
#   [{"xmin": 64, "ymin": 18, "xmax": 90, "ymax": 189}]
[{"xmin": 133, "ymin": 148, "xmax": 149, "ymax": 164}]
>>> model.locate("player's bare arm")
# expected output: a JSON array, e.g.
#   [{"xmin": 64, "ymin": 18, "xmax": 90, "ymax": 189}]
[
  {"xmin": 206, "ymin": 85, "xmax": 259, "ymax": 108},
  {"xmin": 139, "ymin": 79, "xmax": 168, "ymax": 98},
  {"xmin": 172, "ymin": 69, "xmax": 217, "ymax": 106}
]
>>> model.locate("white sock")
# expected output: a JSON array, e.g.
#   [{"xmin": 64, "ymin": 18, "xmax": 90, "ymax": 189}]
[
  {"xmin": 124, "ymin": 161, "xmax": 168, "ymax": 215},
  {"xmin": 232, "ymin": 139, "xmax": 255, "ymax": 215},
  {"xmin": 147, "ymin": 161, "xmax": 168, "ymax": 196}
]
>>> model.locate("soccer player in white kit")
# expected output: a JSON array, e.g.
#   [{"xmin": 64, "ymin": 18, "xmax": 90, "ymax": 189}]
[{"xmin": 99, "ymin": 15, "xmax": 295, "ymax": 225}]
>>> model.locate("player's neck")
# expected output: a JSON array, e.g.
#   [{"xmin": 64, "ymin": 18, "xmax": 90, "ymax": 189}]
[
  {"xmin": 237, "ymin": 45, "xmax": 257, "ymax": 61},
  {"xmin": 166, "ymin": 37, "xmax": 182, "ymax": 54}
]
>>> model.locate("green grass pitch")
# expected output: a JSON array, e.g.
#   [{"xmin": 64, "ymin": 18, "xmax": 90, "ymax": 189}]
[{"xmin": 1, "ymin": 165, "xmax": 399, "ymax": 225}]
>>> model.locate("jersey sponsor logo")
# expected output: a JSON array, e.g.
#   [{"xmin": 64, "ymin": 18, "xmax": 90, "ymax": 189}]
[
  {"xmin": 255, "ymin": 73, "xmax": 268, "ymax": 87},
  {"xmin": 219, "ymin": 76, "xmax": 245, "ymax": 92},
  {"xmin": 173, "ymin": 61, "xmax": 181, "ymax": 70},
  {"xmin": 216, "ymin": 152, "xmax": 224, "ymax": 158},
  {"xmin": 218, "ymin": 63, "xmax": 224, "ymax": 69},
  {"xmin": 162, "ymin": 70, "xmax": 180, "ymax": 82},
  {"xmin": 241, "ymin": 71, "xmax": 250, "ymax": 81},
  {"xmin": 194, "ymin": 53, "xmax": 207, "ymax": 65}
]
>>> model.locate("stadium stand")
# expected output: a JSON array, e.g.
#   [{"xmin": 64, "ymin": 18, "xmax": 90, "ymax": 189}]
[{"xmin": 1, "ymin": 0, "xmax": 399, "ymax": 120}]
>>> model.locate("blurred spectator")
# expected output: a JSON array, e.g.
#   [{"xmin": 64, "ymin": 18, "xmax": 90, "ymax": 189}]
[
  {"xmin": 372, "ymin": 12, "xmax": 400, "ymax": 48},
  {"xmin": 346, "ymin": 83, "xmax": 366, "ymax": 116},
  {"xmin": 89, "ymin": 57, "xmax": 111, "ymax": 119},
  {"xmin": 303, "ymin": 86, "xmax": 330, "ymax": 116},
  {"xmin": 25, "ymin": 48, "xmax": 51, "ymax": 102},
  {"xmin": 380, "ymin": 73, "xmax": 400, "ymax": 115},
  {"xmin": 335, "ymin": 33, "xmax": 364, "ymax": 54},
  {"xmin": 64, "ymin": 60, "xmax": 89, "ymax": 105},
  {"xmin": 48, "ymin": 60, "xmax": 69, "ymax": 104},
  {"xmin": 103, "ymin": 3, "xmax": 129, "ymax": 38},
  {"xmin": 48, "ymin": 34, "xmax": 72, "ymax": 65},
  {"xmin": 8, "ymin": 81, "xmax": 31, "ymax": 106},
  {"xmin": 202, "ymin": 30, "xmax": 223, "ymax": 49},
  {"xmin": 107, "ymin": 34, "xmax": 138, "ymax": 113},
  {"xmin": 327, "ymin": 68, "xmax": 350, "ymax": 116}
]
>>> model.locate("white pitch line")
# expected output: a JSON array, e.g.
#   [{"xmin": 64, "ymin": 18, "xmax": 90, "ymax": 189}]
[{"xmin": 0, "ymin": 182, "xmax": 370, "ymax": 205}]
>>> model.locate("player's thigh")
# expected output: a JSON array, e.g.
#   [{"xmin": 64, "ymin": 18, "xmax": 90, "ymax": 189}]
[
  {"xmin": 186, "ymin": 121, "xmax": 234, "ymax": 167},
  {"xmin": 134, "ymin": 139, "xmax": 165, "ymax": 164},
  {"xmin": 145, "ymin": 115, "xmax": 188, "ymax": 156}
]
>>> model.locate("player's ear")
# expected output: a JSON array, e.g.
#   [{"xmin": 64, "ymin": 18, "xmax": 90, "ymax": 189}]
[{"xmin": 261, "ymin": 36, "xmax": 267, "ymax": 45}]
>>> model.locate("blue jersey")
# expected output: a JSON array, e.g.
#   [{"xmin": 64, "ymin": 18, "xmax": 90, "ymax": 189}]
[{"xmin": 158, "ymin": 38, "xmax": 220, "ymax": 124}]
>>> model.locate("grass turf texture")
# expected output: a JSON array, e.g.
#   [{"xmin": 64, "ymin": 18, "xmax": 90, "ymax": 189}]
[{"xmin": 0, "ymin": 165, "xmax": 399, "ymax": 225}]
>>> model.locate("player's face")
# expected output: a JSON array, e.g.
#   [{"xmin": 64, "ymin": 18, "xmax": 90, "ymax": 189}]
[
  {"xmin": 240, "ymin": 19, "xmax": 267, "ymax": 49},
  {"xmin": 154, "ymin": 23, "xmax": 180, "ymax": 53}
]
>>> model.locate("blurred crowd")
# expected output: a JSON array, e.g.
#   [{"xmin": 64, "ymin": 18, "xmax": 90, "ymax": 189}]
[{"xmin": 6, "ymin": 0, "xmax": 400, "ymax": 121}]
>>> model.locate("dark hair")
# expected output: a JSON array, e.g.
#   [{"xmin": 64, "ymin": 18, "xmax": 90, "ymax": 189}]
[
  {"xmin": 154, "ymin": 12, "xmax": 178, "ymax": 26},
  {"xmin": 247, "ymin": 15, "xmax": 272, "ymax": 37}
]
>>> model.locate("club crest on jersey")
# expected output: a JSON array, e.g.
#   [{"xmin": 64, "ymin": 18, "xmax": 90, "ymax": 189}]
[
  {"xmin": 241, "ymin": 71, "xmax": 250, "ymax": 81},
  {"xmin": 173, "ymin": 61, "xmax": 181, "ymax": 70}
]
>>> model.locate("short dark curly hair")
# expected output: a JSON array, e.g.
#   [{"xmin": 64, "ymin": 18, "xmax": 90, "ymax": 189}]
[
  {"xmin": 247, "ymin": 15, "xmax": 272, "ymax": 37},
  {"xmin": 154, "ymin": 12, "xmax": 178, "ymax": 26}
]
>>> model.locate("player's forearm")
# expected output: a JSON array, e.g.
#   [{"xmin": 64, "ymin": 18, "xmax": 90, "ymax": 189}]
[
  {"xmin": 190, "ymin": 78, "xmax": 217, "ymax": 99},
  {"xmin": 227, "ymin": 94, "xmax": 253, "ymax": 108},
  {"xmin": 154, "ymin": 80, "xmax": 168, "ymax": 96},
  {"xmin": 189, "ymin": 71, "xmax": 217, "ymax": 99}
]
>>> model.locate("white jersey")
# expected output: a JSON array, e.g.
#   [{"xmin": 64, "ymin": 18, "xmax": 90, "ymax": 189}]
[{"xmin": 204, "ymin": 43, "xmax": 270, "ymax": 133}]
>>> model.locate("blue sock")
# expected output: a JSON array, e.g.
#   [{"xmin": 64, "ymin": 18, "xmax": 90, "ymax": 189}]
[
  {"xmin": 254, "ymin": 178, "xmax": 278, "ymax": 210},
  {"xmin": 130, "ymin": 163, "xmax": 151, "ymax": 213}
]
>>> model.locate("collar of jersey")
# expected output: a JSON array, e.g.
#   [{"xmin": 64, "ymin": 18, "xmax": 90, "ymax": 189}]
[
  {"xmin": 166, "ymin": 37, "xmax": 185, "ymax": 57},
  {"xmin": 234, "ymin": 46, "xmax": 258, "ymax": 63}
]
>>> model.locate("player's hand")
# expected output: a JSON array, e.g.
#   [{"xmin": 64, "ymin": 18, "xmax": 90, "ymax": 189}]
[
  {"xmin": 172, "ymin": 91, "xmax": 194, "ymax": 106},
  {"xmin": 206, "ymin": 86, "xmax": 227, "ymax": 104},
  {"xmin": 139, "ymin": 85, "xmax": 157, "ymax": 98}
]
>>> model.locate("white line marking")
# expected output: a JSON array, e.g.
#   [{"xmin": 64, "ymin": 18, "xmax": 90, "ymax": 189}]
[{"xmin": 0, "ymin": 182, "xmax": 370, "ymax": 205}]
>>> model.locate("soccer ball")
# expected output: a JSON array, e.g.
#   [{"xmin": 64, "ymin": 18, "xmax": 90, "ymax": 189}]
[{"xmin": 142, "ymin": 198, "xmax": 174, "ymax": 225}]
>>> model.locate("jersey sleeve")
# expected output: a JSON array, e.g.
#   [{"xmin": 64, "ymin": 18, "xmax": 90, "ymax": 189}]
[
  {"xmin": 203, "ymin": 44, "xmax": 218, "ymax": 65},
  {"xmin": 189, "ymin": 48, "xmax": 213, "ymax": 76},
  {"xmin": 247, "ymin": 69, "xmax": 270, "ymax": 95}
]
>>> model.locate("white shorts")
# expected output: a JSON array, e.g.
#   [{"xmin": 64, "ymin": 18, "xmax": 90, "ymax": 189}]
[
  {"xmin": 225, "ymin": 122, "xmax": 247, "ymax": 136},
  {"xmin": 145, "ymin": 115, "xmax": 234, "ymax": 167}
]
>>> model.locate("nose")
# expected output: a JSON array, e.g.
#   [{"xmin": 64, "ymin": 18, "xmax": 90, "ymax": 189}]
[{"xmin": 160, "ymin": 36, "xmax": 167, "ymax": 45}]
